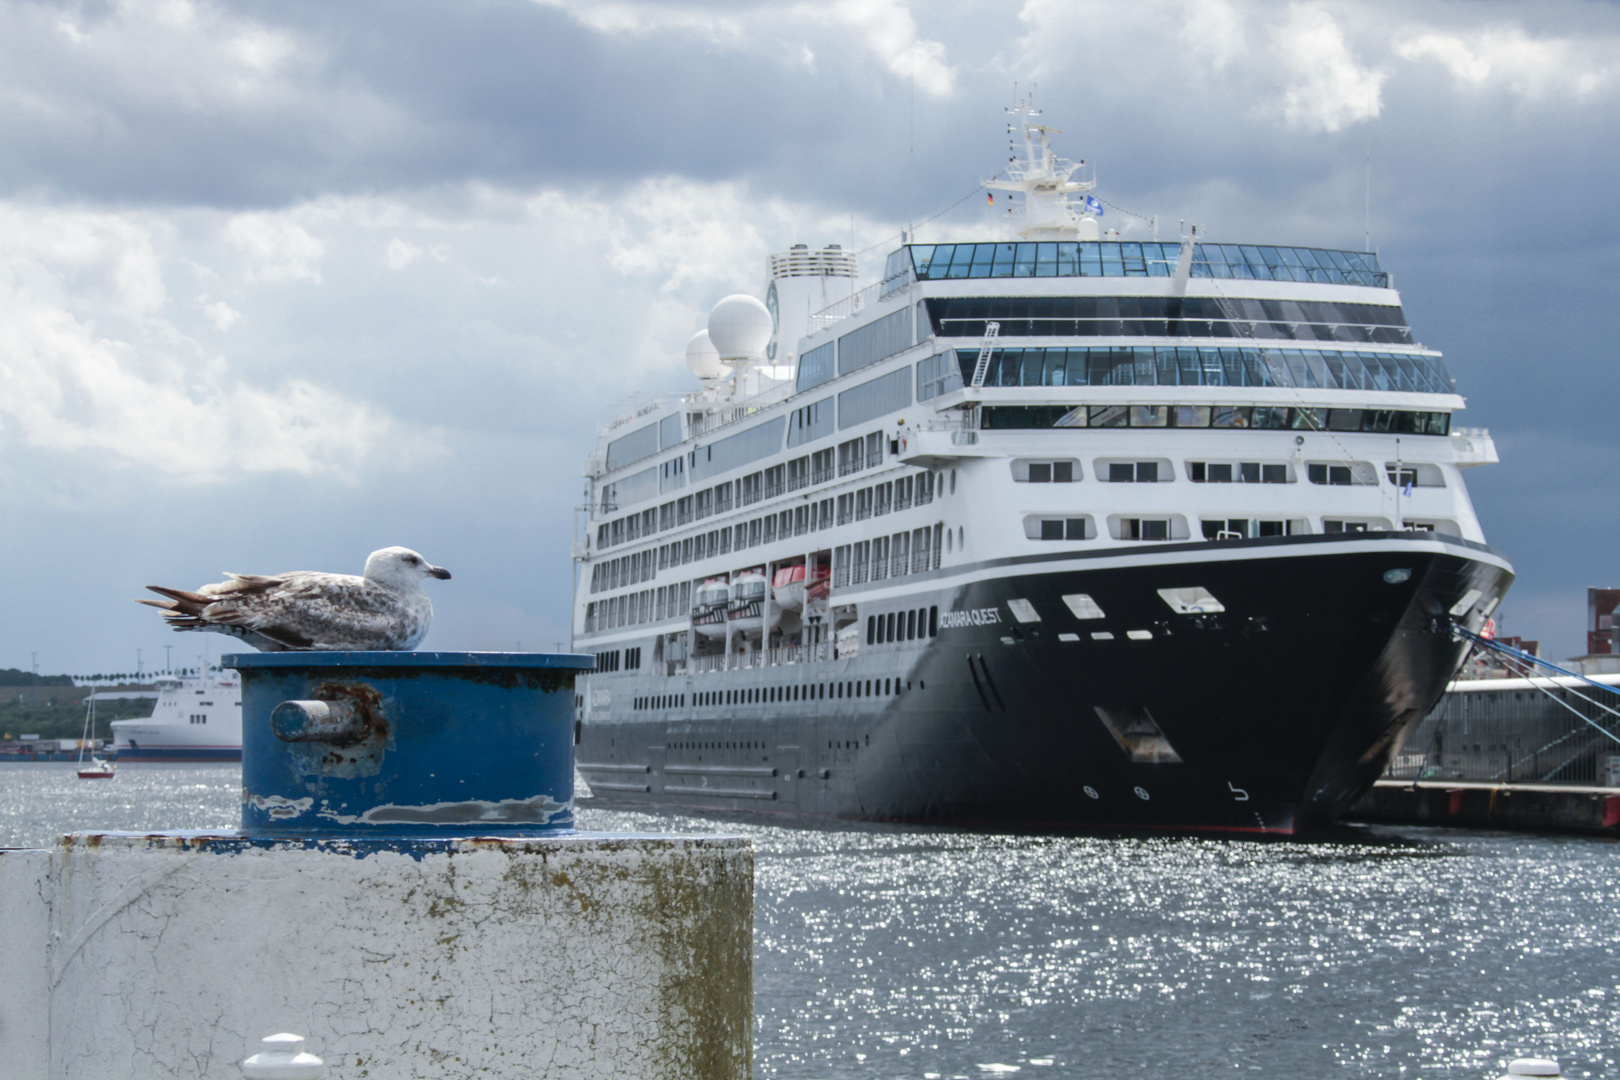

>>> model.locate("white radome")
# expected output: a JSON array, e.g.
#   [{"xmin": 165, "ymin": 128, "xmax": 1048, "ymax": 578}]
[
  {"xmin": 685, "ymin": 329, "xmax": 723, "ymax": 380},
  {"xmin": 707, "ymin": 294, "xmax": 773, "ymax": 364}
]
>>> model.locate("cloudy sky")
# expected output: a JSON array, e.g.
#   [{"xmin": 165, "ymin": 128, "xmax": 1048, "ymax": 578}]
[{"xmin": 1, "ymin": 0, "xmax": 1616, "ymax": 676}]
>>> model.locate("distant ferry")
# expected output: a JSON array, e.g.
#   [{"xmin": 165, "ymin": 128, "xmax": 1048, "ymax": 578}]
[
  {"xmin": 111, "ymin": 672, "xmax": 242, "ymax": 763},
  {"xmin": 570, "ymin": 100, "xmax": 1514, "ymax": 833}
]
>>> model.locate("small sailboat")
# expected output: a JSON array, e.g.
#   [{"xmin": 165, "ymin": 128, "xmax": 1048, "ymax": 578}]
[
  {"xmin": 75, "ymin": 690, "xmax": 116, "ymax": 780},
  {"xmin": 77, "ymin": 757, "xmax": 116, "ymax": 779}
]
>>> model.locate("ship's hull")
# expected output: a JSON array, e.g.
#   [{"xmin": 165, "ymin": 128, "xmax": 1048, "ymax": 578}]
[
  {"xmin": 113, "ymin": 743, "xmax": 242, "ymax": 763},
  {"xmin": 576, "ymin": 533, "xmax": 1512, "ymax": 834},
  {"xmin": 113, "ymin": 721, "xmax": 243, "ymax": 763}
]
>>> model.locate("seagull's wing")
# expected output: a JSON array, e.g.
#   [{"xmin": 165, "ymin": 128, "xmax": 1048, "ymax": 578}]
[{"xmin": 197, "ymin": 573, "xmax": 416, "ymax": 650}]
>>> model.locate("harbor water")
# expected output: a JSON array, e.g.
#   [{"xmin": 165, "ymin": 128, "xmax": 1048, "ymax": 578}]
[{"xmin": 2, "ymin": 764, "xmax": 1615, "ymax": 1078}]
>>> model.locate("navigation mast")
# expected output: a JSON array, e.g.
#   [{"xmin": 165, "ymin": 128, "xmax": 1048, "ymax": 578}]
[{"xmin": 984, "ymin": 96, "xmax": 1101, "ymax": 240}]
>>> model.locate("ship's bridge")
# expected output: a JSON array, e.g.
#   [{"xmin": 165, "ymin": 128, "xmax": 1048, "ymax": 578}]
[{"xmin": 894, "ymin": 241, "xmax": 1388, "ymax": 287}]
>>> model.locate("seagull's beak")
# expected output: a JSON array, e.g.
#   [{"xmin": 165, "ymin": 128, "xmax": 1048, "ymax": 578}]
[{"xmin": 427, "ymin": 565, "xmax": 452, "ymax": 580}]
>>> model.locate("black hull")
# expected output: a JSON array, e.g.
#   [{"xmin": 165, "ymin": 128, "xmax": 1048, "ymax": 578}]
[{"xmin": 577, "ymin": 534, "xmax": 1513, "ymax": 835}]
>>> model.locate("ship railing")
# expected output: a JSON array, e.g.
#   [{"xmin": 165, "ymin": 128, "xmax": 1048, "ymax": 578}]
[
  {"xmin": 688, "ymin": 383, "xmax": 796, "ymax": 439},
  {"xmin": 686, "ymin": 643, "xmax": 837, "ymax": 674},
  {"xmin": 726, "ymin": 598, "xmax": 764, "ymax": 620},
  {"xmin": 808, "ymin": 281, "xmax": 884, "ymax": 331}
]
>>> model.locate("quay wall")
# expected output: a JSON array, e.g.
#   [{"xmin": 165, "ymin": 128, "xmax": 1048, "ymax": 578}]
[
  {"xmin": 1348, "ymin": 780, "xmax": 1620, "ymax": 835},
  {"xmin": 0, "ymin": 832, "xmax": 753, "ymax": 1080}
]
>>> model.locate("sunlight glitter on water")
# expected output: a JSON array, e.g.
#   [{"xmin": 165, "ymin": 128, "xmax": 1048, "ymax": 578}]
[{"xmin": 2, "ymin": 765, "xmax": 1614, "ymax": 1078}]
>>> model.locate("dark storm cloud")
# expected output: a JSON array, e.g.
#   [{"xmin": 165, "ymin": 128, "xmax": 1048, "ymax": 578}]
[{"xmin": 0, "ymin": 0, "xmax": 961, "ymax": 211}]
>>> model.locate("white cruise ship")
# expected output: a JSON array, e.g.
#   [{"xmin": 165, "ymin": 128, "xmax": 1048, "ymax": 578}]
[
  {"xmin": 569, "ymin": 101, "xmax": 1514, "ymax": 833},
  {"xmin": 111, "ymin": 672, "xmax": 242, "ymax": 763}
]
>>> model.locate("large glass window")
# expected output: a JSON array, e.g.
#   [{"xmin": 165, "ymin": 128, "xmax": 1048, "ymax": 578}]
[
  {"xmin": 786, "ymin": 397, "xmax": 834, "ymax": 448},
  {"xmin": 605, "ymin": 421, "xmax": 660, "ymax": 471},
  {"xmin": 838, "ymin": 308, "xmax": 913, "ymax": 375},
  {"xmin": 908, "ymin": 242, "xmax": 1387, "ymax": 287},
  {"xmin": 690, "ymin": 417, "xmax": 786, "ymax": 481},
  {"xmin": 838, "ymin": 368, "xmax": 912, "ymax": 430},
  {"xmin": 924, "ymin": 296, "xmax": 1411, "ymax": 344},
  {"xmin": 980, "ymin": 405, "xmax": 1451, "ymax": 434},
  {"xmin": 796, "ymin": 342, "xmax": 836, "ymax": 392},
  {"xmin": 950, "ymin": 346, "xmax": 1450, "ymax": 393},
  {"xmin": 600, "ymin": 466, "xmax": 658, "ymax": 512},
  {"xmin": 915, "ymin": 352, "xmax": 964, "ymax": 401}
]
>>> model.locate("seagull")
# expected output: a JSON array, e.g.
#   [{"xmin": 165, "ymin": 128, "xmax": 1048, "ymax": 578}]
[{"xmin": 136, "ymin": 547, "xmax": 452, "ymax": 651}]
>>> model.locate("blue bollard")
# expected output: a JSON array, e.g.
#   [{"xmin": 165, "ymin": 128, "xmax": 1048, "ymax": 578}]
[{"xmin": 228, "ymin": 651, "xmax": 594, "ymax": 837}]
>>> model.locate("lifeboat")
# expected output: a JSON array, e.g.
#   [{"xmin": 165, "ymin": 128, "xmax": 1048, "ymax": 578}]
[
  {"xmin": 726, "ymin": 571, "xmax": 767, "ymax": 633},
  {"xmin": 772, "ymin": 564, "xmax": 806, "ymax": 611},
  {"xmin": 691, "ymin": 578, "xmax": 730, "ymax": 640}
]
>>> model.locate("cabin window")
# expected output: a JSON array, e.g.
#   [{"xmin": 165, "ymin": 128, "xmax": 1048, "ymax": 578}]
[
  {"xmin": 1029, "ymin": 516, "xmax": 1092, "ymax": 541},
  {"xmin": 1121, "ymin": 518, "xmax": 1171, "ymax": 540},
  {"xmin": 1188, "ymin": 461, "xmax": 1288, "ymax": 483},
  {"xmin": 1202, "ymin": 518, "xmax": 1296, "ymax": 539},
  {"xmin": 1107, "ymin": 461, "xmax": 1160, "ymax": 482},
  {"xmin": 1307, "ymin": 461, "xmax": 1377, "ymax": 486}
]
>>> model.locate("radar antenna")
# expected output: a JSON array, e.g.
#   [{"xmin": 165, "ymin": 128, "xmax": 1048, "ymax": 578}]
[{"xmin": 983, "ymin": 95, "xmax": 1101, "ymax": 240}]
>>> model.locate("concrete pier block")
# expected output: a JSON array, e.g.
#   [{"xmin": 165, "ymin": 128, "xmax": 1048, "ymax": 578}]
[
  {"xmin": 1349, "ymin": 779, "xmax": 1620, "ymax": 835},
  {"xmin": 0, "ymin": 832, "xmax": 752, "ymax": 1080}
]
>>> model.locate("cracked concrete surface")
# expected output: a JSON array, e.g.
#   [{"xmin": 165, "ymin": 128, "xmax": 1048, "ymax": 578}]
[{"xmin": 0, "ymin": 833, "xmax": 753, "ymax": 1080}]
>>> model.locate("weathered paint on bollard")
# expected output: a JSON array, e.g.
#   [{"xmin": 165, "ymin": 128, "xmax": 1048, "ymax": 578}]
[{"xmin": 230, "ymin": 651, "xmax": 592, "ymax": 836}]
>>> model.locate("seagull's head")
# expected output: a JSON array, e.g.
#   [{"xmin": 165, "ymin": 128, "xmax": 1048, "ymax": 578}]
[{"xmin": 364, "ymin": 547, "xmax": 452, "ymax": 589}]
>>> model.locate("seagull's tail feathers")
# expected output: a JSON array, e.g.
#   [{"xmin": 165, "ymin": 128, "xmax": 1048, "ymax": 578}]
[
  {"xmin": 143, "ymin": 585, "xmax": 216, "ymax": 615},
  {"xmin": 133, "ymin": 596, "xmax": 207, "ymax": 631}
]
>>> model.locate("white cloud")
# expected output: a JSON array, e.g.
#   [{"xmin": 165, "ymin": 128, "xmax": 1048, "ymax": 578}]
[
  {"xmin": 386, "ymin": 237, "xmax": 423, "ymax": 270},
  {"xmin": 1394, "ymin": 25, "xmax": 1620, "ymax": 100},
  {"xmin": 226, "ymin": 211, "xmax": 326, "ymax": 284},
  {"xmin": 1272, "ymin": 6, "xmax": 1384, "ymax": 132},
  {"xmin": 1018, "ymin": 0, "xmax": 1387, "ymax": 132},
  {"xmin": 1180, "ymin": 0, "xmax": 1247, "ymax": 71},
  {"xmin": 528, "ymin": 0, "xmax": 745, "ymax": 42},
  {"xmin": 0, "ymin": 205, "xmax": 431, "ymax": 482},
  {"xmin": 7, "ymin": 0, "xmax": 315, "ymax": 116},
  {"xmin": 530, "ymin": 0, "xmax": 955, "ymax": 96},
  {"xmin": 793, "ymin": 0, "xmax": 955, "ymax": 97},
  {"xmin": 197, "ymin": 295, "xmax": 240, "ymax": 330}
]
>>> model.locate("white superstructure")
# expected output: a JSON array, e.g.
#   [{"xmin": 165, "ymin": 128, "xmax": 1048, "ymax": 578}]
[
  {"xmin": 574, "ymin": 102, "xmax": 1498, "ymax": 670},
  {"xmin": 111, "ymin": 671, "xmax": 242, "ymax": 762},
  {"xmin": 566, "ymin": 99, "xmax": 1512, "ymax": 832}
]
